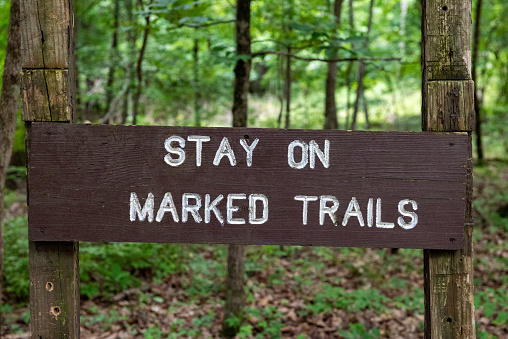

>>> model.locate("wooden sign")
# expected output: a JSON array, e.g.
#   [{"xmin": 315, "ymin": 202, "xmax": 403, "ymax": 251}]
[{"xmin": 27, "ymin": 123, "xmax": 469, "ymax": 249}]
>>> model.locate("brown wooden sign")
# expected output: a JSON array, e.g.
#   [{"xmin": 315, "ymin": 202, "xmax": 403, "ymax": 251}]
[{"xmin": 27, "ymin": 123, "xmax": 469, "ymax": 249}]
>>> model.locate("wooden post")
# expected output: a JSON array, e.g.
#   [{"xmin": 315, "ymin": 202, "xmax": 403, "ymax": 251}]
[
  {"xmin": 421, "ymin": 1, "xmax": 475, "ymax": 338},
  {"xmin": 21, "ymin": 0, "xmax": 80, "ymax": 337}
]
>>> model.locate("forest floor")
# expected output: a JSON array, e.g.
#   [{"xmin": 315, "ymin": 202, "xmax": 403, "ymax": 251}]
[{"xmin": 2, "ymin": 159, "xmax": 508, "ymax": 339}]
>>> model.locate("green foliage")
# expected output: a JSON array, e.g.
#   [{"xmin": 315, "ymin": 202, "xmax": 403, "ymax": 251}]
[
  {"xmin": 3, "ymin": 216, "xmax": 29, "ymax": 302},
  {"xmin": 393, "ymin": 287, "xmax": 424, "ymax": 313},
  {"xmin": 80, "ymin": 242, "xmax": 187, "ymax": 298},
  {"xmin": 339, "ymin": 323, "xmax": 381, "ymax": 339},
  {"xmin": 0, "ymin": 0, "xmax": 11, "ymax": 89},
  {"xmin": 245, "ymin": 305, "xmax": 285, "ymax": 339},
  {"xmin": 307, "ymin": 283, "xmax": 390, "ymax": 315},
  {"xmin": 475, "ymin": 288, "xmax": 508, "ymax": 325},
  {"xmin": 13, "ymin": 111, "xmax": 26, "ymax": 154}
]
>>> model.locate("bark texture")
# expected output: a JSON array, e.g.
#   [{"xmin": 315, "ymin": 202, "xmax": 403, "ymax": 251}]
[
  {"xmin": 133, "ymin": 0, "xmax": 152, "ymax": 125},
  {"xmin": 351, "ymin": 0, "xmax": 374, "ymax": 130},
  {"xmin": 472, "ymin": 0, "xmax": 483, "ymax": 162},
  {"xmin": 20, "ymin": 0, "xmax": 80, "ymax": 337},
  {"xmin": 421, "ymin": 1, "xmax": 475, "ymax": 338},
  {"xmin": 231, "ymin": 0, "xmax": 251, "ymax": 129},
  {"xmin": 0, "ymin": 0, "xmax": 21, "ymax": 327},
  {"xmin": 223, "ymin": 0, "xmax": 251, "ymax": 336},
  {"xmin": 193, "ymin": 38, "xmax": 201, "ymax": 127},
  {"xmin": 121, "ymin": 0, "xmax": 137, "ymax": 124},
  {"xmin": 104, "ymin": 0, "xmax": 120, "ymax": 121},
  {"xmin": 324, "ymin": 0, "xmax": 344, "ymax": 130},
  {"xmin": 284, "ymin": 46, "xmax": 291, "ymax": 129}
]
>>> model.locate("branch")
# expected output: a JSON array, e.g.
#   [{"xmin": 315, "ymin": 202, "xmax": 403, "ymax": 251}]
[
  {"xmin": 251, "ymin": 50, "xmax": 401, "ymax": 63},
  {"xmin": 166, "ymin": 19, "xmax": 235, "ymax": 32},
  {"xmin": 251, "ymin": 39, "xmax": 330, "ymax": 52},
  {"xmin": 184, "ymin": 19, "xmax": 235, "ymax": 28}
]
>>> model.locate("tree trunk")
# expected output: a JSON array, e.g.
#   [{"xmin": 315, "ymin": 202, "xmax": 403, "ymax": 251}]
[
  {"xmin": 473, "ymin": 0, "xmax": 483, "ymax": 163},
  {"xmin": 362, "ymin": 93, "xmax": 370, "ymax": 129},
  {"xmin": 193, "ymin": 38, "xmax": 201, "ymax": 127},
  {"xmin": 324, "ymin": 0, "xmax": 344, "ymax": 130},
  {"xmin": 132, "ymin": 0, "xmax": 152, "ymax": 126},
  {"xmin": 284, "ymin": 46, "xmax": 291, "ymax": 129},
  {"xmin": 122, "ymin": 0, "xmax": 137, "ymax": 124},
  {"xmin": 104, "ymin": 0, "xmax": 120, "ymax": 122},
  {"xmin": 345, "ymin": 0, "xmax": 355, "ymax": 129},
  {"xmin": 351, "ymin": 0, "xmax": 374, "ymax": 130},
  {"xmin": 0, "ymin": 0, "xmax": 20, "ymax": 328},
  {"xmin": 348, "ymin": 0, "xmax": 355, "ymax": 33},
  {"xmin": 277, "ymin": 56, "xmax": 284, "ymax": 128},
  {"xmin": 345, "ymin": 61, "xmax": 353, "ymax": 129},
  {"xmin": 222, "ymin": 0, "xmax": 251, "ymax": 337},
  {"xmin": 230, "ymin": 0, "xmax": 251, "ymax": 128}
]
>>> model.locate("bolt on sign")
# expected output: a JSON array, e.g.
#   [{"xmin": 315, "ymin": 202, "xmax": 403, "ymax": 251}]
[{"xmin": 28, "ymin": 124, "xmax": 469, "ymax": 249}]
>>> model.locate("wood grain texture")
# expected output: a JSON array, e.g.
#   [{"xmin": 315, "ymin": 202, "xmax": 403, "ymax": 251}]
[
  {"xmin": 422, "ymin": 0, "xmax": 475, "ymax": 337},
  {"xmin": 28, "ymin": 124, "xmax": 469, "ymax": 250},
  {"xmin": 421, "ymin": 0, "xmax": 472, "ymax": 82},
  {"xmin": 20, "ymin": 0, "xmax": 71, "ymax": 68},
  {"xmin": 29, "ymin": 241, "xmax": 79, "ymax": 339},
  {"xmin": 426, "ymin": 80, "xmax": 475, "ymax": 132},
  {"xmin": 21, "ymin": 69, "xmax": 71, "ymax": 122}
]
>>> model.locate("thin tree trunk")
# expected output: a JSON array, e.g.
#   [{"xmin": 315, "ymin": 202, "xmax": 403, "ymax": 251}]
[
  {"xmin": 122, "ymin": 0, "xmax": 137, "ymax": 124},
  {"xmin": 351, "ymin": 62, "xmax": 365, "ymax": 130},
  {"xmin": 284, "ymin": 46, "xmax": 291, "ymax": 129},
  {"xmin": 0, "ymin": 0, "xmax": 21, "ymax": 329},
  {"xmin": 351, "ymin": 0, "xmax": 374, "ymax": 130},
  {"xmin": 324, "ymin": 0, "xmax": 344, "ymax": 130},
  {"xmin": 104, "ymin": 0, "xmax": 120, "ymax": 122},
  {"xmin": 362, "ymin": 93, "xmax": 370, "ymax": 128},
  {"xmin": 132, "ymin": 0, "xmax": 152, "ymax": 126},
  {"xmin": 222, "ymin": 0, "xmax": 251, "ymax": 336},
  {"xmin": 348, "ymin": 0, "xmax": 355, "ymax": 33},
  {"xmin": 345, "ymin": 0, "xmax": 355, "ymax": 129},
  {"xmin": 193, "ymin": 38, "xmax": 201, "ymax": 127},
  {"xmin": 277, "ymin": 56, "xmax": 284, "ymax": 128},
  {"xmin": 75, "ymin": 13, "xmax": 81, "ymax": 122},
  {"xmin": 473, "ymin": 0, "xmax": 483, "ymax": 163},
  {"xmin": 121, "ymin": 67, "xmax": 132, "ymax": 124},
  {"xmin": 345, "ymin": 61, "xmax": 352, "ymax": 129}
]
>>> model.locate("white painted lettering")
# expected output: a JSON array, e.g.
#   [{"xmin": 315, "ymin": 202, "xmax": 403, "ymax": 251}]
[
  {"xmin": 227, "ymin": 194, "xmax": 246, "ymax": 224},
  {"xmin": 397, "ymin": 199, "xmax": 418, "ymax": 230},
  {"xmin": 164, "ymin": 136, "xmax": 186, "ymax": 166},
  {"xmin": 367, "ymin": 198, "xmax": 373, "ymax": 227},
  {"xmin": 156, "ymin": 192, "xmax": 179, "ymax": 222},
  {"xmin": 288, "ymin": 140, "xmax": 308, "ymax": 169},
  {"xmin": 319, "ymin": 195, "xmax": 339, "ymax": 225},
  {"xmin": 130, "ymin": 192, "xmax": 154, "ymax": 222},
  {"xmin": 309, "ymin": 140, "xmax": 330, "ymax": 169},
  {"xmin": 187, "ymin": 135, "xmax": 210, "ymax": 167},
  {"xmin": 205, "ymin": 194, "xmax": 224, "ymax": 225},
  {"xmin": 240, "ymin": 138, "xmax": 259, "ymax": 167},
  {"xmin": 342, "ymin": 197, "xmax": 364, "ymax": 226},
  {"xmin": 249, "ymin": 194, "xmax": 268, "ymax": 224},
  {"xmin": 294, "ymin": 195, "xmax": 318, "ymax": 225},
  {"xmin": 182, "ymin": 193, "xmax": 202, "ymax": 223},
  {"xmin": 213, "ymin": 137, "xmax": 237, "ymax": 166},
  {"xmin": 376, "ymin": 198, "xmax": 394, "ymax": 228}
]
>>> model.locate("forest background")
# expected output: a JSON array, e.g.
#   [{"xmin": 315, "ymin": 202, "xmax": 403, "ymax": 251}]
[{"xmin": 1, "ymin": 0, "xmax": 508, "ymax": 338}]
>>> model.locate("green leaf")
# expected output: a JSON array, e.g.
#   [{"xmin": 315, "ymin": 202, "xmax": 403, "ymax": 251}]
[{"xmin": 493, "ymin": 311, "xmax": 508, "ymax": 325}]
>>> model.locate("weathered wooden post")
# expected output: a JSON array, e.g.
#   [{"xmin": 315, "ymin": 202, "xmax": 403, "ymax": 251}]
[
  {"xmin": 21, "ymin": 0, "xmax": 80, "ymax": 337},
  {"xmin": 421, "ymin": 0, "xmax": 475, "ymax": 337}
]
